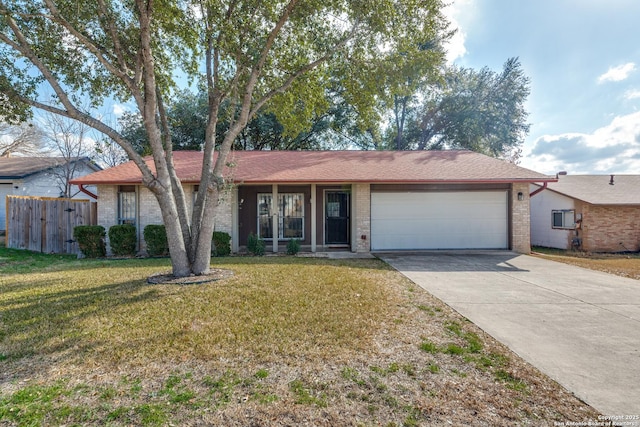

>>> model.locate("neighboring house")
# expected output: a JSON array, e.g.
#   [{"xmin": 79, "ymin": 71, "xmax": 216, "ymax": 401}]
[
  {"xmin": 530, "ymin": 174, "xmax": 640, "ymax": 252},
  {"xmin": 0, "ymin": 156, "xmax": 101, "ymax": 231},
  {"xmin": 70, "ymin": 150, "xmax": 554, "ymax": 254}
]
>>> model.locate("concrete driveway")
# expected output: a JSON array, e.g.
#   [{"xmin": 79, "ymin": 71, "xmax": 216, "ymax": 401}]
[{"xmin": 380, "ymin": 251, "xmax": 640, "ymax": 416}]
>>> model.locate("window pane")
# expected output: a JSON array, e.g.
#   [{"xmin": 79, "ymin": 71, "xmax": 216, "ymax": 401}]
[
  {"xmin": 118, "ymin": 191, "xmax": 136, "ymax": 225},
  {"xmin": 258, "ymin": 194, "xmax": 273, "ymax": 239},
  {"xmin": 258, "ymin": 193, "xmax": 304, "ymax": 240},
  {"xmin": 259, "ymin": 215, "xmax": 272, "ymax": 239},
  {"xmin": 280, "ymin": 194, "xmax": 303, "ymax": 217},
  {"xmin": 564, "ymin": 211, "xmax": 574, "ymax": 228},
  {"xmin": 279, "ymin": 193, "xmax": 303, "ymax": 239},
  {"xmin": 552, "ymin": 212, "xmax": 563, "ymax": 228},
  {"xmin": 281, "ymin": 217, "xmax": 303, "ymax": 238}
]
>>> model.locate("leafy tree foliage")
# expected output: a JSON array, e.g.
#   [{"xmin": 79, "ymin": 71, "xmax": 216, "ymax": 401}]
[
  {"xmin": 386, "ymin": 58, "xmax": 531, "ymax": 160},
  {"xmin": 120, "ymin": 89, "xmax": 372, "ymax": 153},
  {"xmin": 0, "ymin": 0, "xmax": 450, "ymax": 276}
]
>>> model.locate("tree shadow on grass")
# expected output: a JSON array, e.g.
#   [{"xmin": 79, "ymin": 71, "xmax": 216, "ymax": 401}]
[
  {"xmin": 0, "ymin": 275, "xmax": 166, "ymax": 383},
  {"xmin": 212, "ymin": 254, "xmax": 393, "ymax": 271}
]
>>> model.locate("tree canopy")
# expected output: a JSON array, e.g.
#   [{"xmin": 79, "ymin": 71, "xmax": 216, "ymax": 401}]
[
  {"xmin": 0, "ymin": 0, "xmax": 451, "ymax": 276},
  {"xmin": 118, "ymin": 88, "xmax": 372, "ymax": 153},
  {"xmin": 384, "ymin": 58, "xmax": 531, "ymax": 161}
]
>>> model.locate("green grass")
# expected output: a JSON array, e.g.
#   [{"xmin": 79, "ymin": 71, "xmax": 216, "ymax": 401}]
[
  {"xmin": 0, "ymin": 248, "xmax": 394, "ymax": 365},
  {"xmin": 0, "ymin": 245, "xmax": 79, "ymax": 274},
  {"xmin": 0, "ymin": 245, "xmax": 596, "ymax": 425},
  {"xmin": 289, "ymin": 379, "xmax": 327, "ymax": 407},
  {"xmin": 495, "ymin": 370, "xmax": 529, "ymax": 393}
]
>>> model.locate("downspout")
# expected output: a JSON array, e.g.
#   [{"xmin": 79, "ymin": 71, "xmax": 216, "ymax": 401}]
[
  {"xmin": 529, "ymin": 182, "xmax": 547, "ymax": 198},
  {"xmin": 78, "ymin": 184, "xmax": 98, "ymax": 200}
]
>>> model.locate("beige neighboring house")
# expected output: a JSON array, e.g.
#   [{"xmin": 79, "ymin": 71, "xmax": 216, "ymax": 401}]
[
  {"xmin": 0, "ymin": 156, "xmax": 101, "ymax": 231},
  {"xmin": 71, "ymin": 150, "xmax": 554, "ymax": 255},
  {"xmin": 530, "ymin": 174, "xmax": 640, "ymax": 252}
]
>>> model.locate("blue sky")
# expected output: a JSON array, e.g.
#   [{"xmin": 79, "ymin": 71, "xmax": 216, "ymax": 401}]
[{"xmin": 445, "ymin": 0, "xmax": 640, "ymax": 174}]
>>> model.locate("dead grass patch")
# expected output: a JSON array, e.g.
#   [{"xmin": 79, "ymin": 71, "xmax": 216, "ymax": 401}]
[
  {"xmin": 0, "ymin": 254, "xmax": 599, "ymax": 425},
  {"xmin": 533, "ymin": 246, "xmax": 640, "ymax": 280}
]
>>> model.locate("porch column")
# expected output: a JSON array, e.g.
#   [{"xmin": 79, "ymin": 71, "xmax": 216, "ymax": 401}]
[
  {"xmin": 310, "ymin": 184, "xmax": 317, "ymax": 252},
  {"xmin": 231, "ymin": 186, "xmax": 239, "ymax": 253},
  {"xmin": 272, "ymin": 184, "xmax": 278, "ymax": 253}
]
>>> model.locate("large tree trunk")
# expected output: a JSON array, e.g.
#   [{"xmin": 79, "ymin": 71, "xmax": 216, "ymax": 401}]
[
  {"xmin": 190, "ymin": 186, "xmax": 220, "ymax": 274},
  {"xmin": 149, "ymin": 181, "xmax": 192, "ymax": 277}
]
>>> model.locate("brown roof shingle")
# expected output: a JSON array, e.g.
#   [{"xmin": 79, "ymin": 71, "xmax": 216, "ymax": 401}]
[
  {"xmin": 543, "ymin": 174, "xmax": 640, "ymax": 205},
  {"xmin": 70, "ymin": 150, "xmax": 554, "ymax": 185}
]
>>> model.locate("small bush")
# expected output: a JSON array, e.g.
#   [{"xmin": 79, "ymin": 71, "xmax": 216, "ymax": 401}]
[
  {"xmin": 143, "ymin": 225, "xmax": 169, "ymax": 257},
  {"xmin": 286, "ymin": 239, "xmax": 300, "ymax": 255},
  {"xmin": 73, "ymin": 225, "xmax": 106, "ymax": 258},
  {"xmin": 108, "ymin": 224, "xmax": 137, "ymax": 256},
  {"xmin": 212, "ymin": 231, "xmax": 231, "ymax": 257},
  {"xmin": 247, "ymin": 232, "xmax": 265, "ymax": 256}
]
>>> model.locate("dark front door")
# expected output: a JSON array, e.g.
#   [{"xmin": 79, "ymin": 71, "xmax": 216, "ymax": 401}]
[{"xmin": 325, "ymin": 191, "xmax": 350, "ymax": 245}]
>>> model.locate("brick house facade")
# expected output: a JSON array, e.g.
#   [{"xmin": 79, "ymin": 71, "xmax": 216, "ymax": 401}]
[
  {"xmin": 72, "ymin": 150, "xmax": 553, "ymax": 255},
  {"xmin": 530, "ymin": 175, "xmax": 640, "ymax": 252},
  {"xmin": 575, "ymin": 202, "xmax": 640, "ymax": 252}
]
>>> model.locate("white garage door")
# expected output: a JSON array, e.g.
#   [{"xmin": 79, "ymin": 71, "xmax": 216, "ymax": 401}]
[{"xmin": 371, "ymin": 191, "xmax": 508, "ymax": 250}]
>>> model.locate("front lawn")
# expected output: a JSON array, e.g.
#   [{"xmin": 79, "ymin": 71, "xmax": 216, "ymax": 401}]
[{"xmin": 0, "ymin": 247, "xmax": 598, "ymax": 426}]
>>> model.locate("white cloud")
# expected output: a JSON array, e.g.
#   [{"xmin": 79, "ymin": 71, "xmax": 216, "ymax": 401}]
[
  {"xmin": 112, "ymin": 103, "xmax": 127, "ymax": 116},
  {"xmin": 521, "ymin": 111, "xmax": 640, "ymax": 174},
  {"xmin": 597, "ymin": 62, "xmax": 636, "ymax": 84},
  {"xmin": 624, "ymin": 89, "xmax": 640, "ymax": 100},
  {"xmin": 442, "ymin": 0, "xmax": 472, "ymax": 63}
]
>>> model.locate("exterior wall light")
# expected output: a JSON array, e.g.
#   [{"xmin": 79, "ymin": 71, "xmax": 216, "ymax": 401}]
[{"xmin": 517, "ymin": 192, "xmax": 524, "ymax": 201}]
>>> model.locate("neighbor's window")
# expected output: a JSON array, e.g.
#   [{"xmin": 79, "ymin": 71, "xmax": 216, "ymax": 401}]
[
  {"xmin": 118, "ymin": 185, "xmax": 136, "ymax": 225},
  {"xmin": 257, "ymin": 193, "xmax": 304, "ymax": 240},
  {"xmin": 552, "ymin": 209, "xmax": 575, "ymax": 229}
]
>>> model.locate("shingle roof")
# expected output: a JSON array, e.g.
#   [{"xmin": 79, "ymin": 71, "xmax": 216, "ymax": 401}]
[
  {"xmin": 542, "ymin": 174, "xmax": 640, "ymax": 205},
  {"xmin": 70, "ymin": 150, "xmax": 554, "ymax": 185},
  {"xmin": 0, "ymin": 156, "xmax": 99, "ymax": 179}
]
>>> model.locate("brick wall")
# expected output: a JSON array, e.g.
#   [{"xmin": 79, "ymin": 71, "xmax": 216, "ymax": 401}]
[
  {"xmin": 352, "ymin": 183, "xmax": 371, "ymax": 252},
  {"xmin": 98, "ymin": 184, "xmax": 234, "ymax": 254},
  {"xmin": 215, "ymin": 186, "xmax": 234, "ymax": 235},
  {"xmin": 577, "ymin": 202, "xmax": 640, "ymax": 252},
  {"xmin": 96, "ymin": 185, "xmax": 117, "ymax": 255},
  {"xmin": 511, "ymin": 182, "xmax": 531, "ymax": 254}
]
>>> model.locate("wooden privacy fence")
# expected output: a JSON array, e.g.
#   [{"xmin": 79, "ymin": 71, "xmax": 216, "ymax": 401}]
[{"xmin": 6, "ymin": 196, "xmax": 97, "ymax": 254}]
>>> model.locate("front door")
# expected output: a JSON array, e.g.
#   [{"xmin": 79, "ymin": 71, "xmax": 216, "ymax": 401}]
[{"xmin": 325, "ymin": 191, "xmax": 350, "ymax": 245}]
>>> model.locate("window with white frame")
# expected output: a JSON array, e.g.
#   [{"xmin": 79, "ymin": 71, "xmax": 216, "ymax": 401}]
[
  {"xmin": 258, "ymin": 193, "xmax": 304, "ymax": 239},
  {"xmin": 118, "ymin": 185, "xmax": 136, "ymax": 225},
  {"xmin": 552, "ymin": 209, "xmax": 575, "ymax": 229}
]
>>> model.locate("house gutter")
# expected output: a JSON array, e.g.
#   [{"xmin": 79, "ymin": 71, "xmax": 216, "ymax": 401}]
[
  {"xmin": 529, "ymin": 182, "xmax": 547, "ymax": 198},
  {"xmin": 78, "ymin": 184, "xmax": 98, "ymax": 200}
]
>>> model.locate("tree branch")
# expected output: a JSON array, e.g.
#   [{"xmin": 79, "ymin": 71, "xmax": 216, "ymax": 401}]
[{"xmin": 41, "ymin": 0, "xmax": 138, "ymax": 93}]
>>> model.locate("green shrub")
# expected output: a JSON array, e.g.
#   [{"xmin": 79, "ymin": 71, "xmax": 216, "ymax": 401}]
[
  {"xmin": 73, "ymin": 225, "xmax": 106, "ymax": 258},
  {"xmin": 108, "ymin": 224, "xmax": 137, "ymax": 256},
  {"xmin": 247, "ymin": 232, "xmax": 265, "ymax": 256},
  {"xmin": 143, "ymin": 224, "xmax": 169, "ymax": 257},
  {"xmin": 286, "ymin": 239, "xmax": 300, "ymax": 255},
  {"xmin": 212, "ymin": 231, "xmax": 231, "ymax": 257}
]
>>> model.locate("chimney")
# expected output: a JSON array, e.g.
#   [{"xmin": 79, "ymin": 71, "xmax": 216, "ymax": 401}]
[{"xmin": 609, "ymin": 175, "xmax": 615, "ymax": 185}]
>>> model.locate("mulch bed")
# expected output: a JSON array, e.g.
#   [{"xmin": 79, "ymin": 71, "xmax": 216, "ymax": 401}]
[{"xmin": 147, "ymin": 268, "xmax": 234, "ymax": 285}]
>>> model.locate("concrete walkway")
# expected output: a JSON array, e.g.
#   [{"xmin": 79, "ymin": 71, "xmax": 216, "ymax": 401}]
[{"xmin": 380, "ymin": 251, "xmax": 640, "ymax": 416}]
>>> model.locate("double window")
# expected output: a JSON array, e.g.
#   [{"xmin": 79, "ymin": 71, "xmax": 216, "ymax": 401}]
[
  {"xmin": 258, "ymin": 193, "xmax": 304, "ymax": 240},
  {"xmin": 552, "ymin": 209, "xmax": 575, "ymax": 229},
  {"xmin": 118, "ymin": 185, "xmax": 136, "ymax": 225}
]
